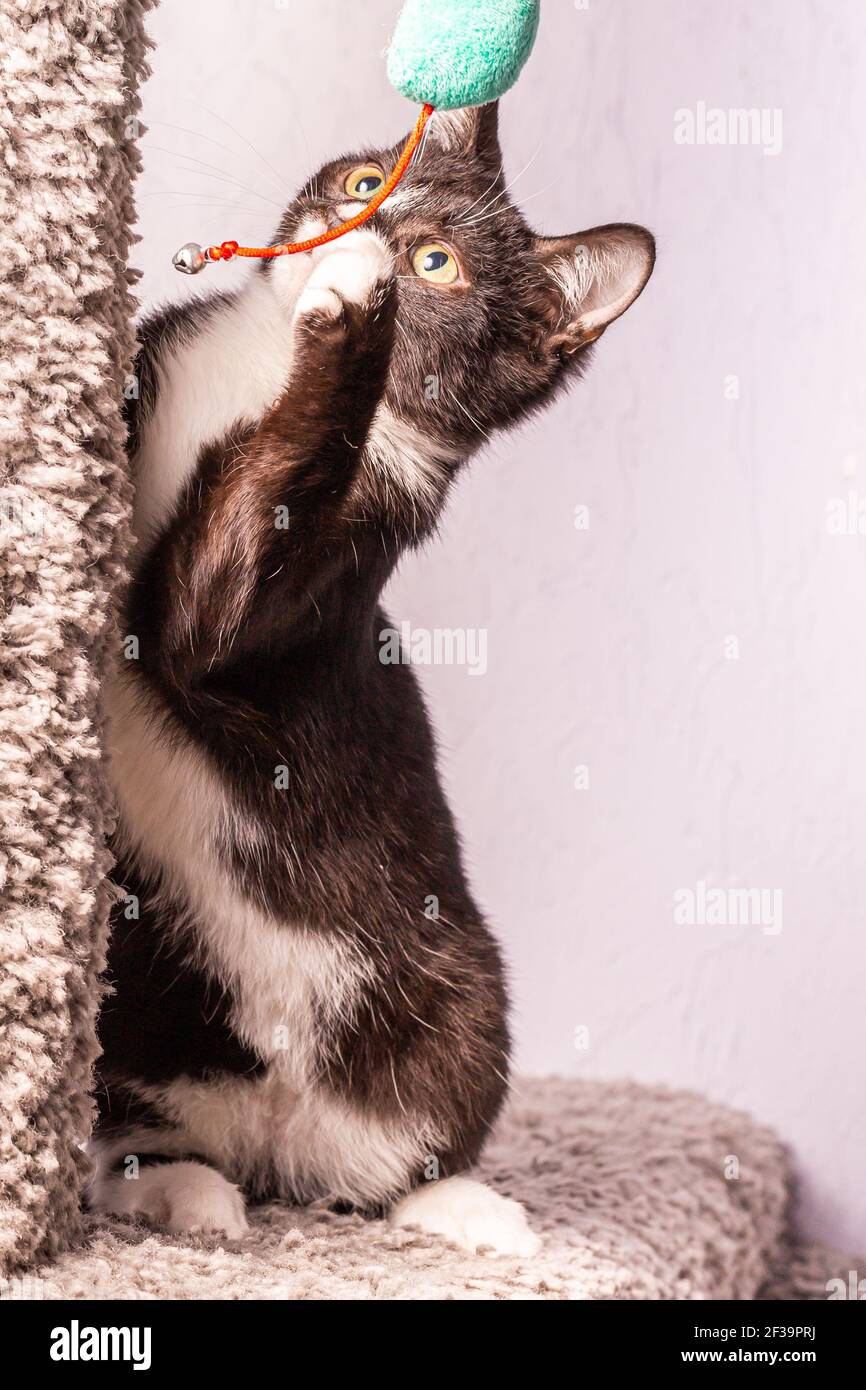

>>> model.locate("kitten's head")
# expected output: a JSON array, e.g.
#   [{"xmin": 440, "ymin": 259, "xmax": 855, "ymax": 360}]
[{"xmin": 269, "ymin": 102, "xmax": 653, "ymax": 456}]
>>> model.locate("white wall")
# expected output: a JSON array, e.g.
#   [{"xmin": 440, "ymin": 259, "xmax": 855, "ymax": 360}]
[{"xmin": 134, "ymin": 0, "xmax": 866, "ymax": 1252}]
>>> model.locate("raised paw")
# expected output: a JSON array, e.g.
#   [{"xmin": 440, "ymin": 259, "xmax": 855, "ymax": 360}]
[
  {"xmin": 295, "ymin": 230, "xmax": 392, "ymax": 321},
  {"xmin": 389, "ymin": 1177, "xmax": 541, "ymax": 1257},
  {"xmin": 90, "ymin": 1160, "xmax": 249, "ymax": 1239}
]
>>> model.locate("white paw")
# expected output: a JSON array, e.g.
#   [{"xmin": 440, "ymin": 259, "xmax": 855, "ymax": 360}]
[
  {"xmin": 91, "ymin": 1161, "xmax": 248, "ymax": 1239},
  {"xmin": 295, "ymin": 230, "xmax": 391, "ymax": 318},
  {"xmin": 389, "ymin": 1177, "xmax": 541, "ymax": 1257},
  {"xmin": 268, "ymin": 216, "xmax": 326, "ymax": 314}
]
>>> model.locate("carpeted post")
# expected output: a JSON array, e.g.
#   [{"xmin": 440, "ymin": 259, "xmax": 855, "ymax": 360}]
[{"xmin": 0, "ymin": 0, "xmax": 153, "ymax": 1276}]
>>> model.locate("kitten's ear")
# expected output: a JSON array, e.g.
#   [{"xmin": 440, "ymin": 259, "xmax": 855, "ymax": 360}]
[
  {"xmin": 426, "ymin": 102, "xmax": 502, "ymax": 171},
  {"xmin": 534, "ymin": 224, "xmax": 655, "ymax": 355}
]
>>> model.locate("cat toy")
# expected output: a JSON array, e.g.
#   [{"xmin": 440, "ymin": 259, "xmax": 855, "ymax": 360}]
[{"xmin": 172, "ymin": 0, "xmax": 540, "ymax": 273}]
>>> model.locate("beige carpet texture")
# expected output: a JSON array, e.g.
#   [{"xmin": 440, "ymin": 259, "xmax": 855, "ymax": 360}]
[
  {"xmin": 0, "ymin": 0, "xmax": 149, "ymax": 1275},
  {"xmin": 32, "ymin": 1079, "xmax": 860, "ymax": 1301}
]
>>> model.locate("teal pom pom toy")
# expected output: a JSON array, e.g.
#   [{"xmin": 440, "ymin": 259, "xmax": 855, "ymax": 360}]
[
  {"xmin": 174, "ymin": 0, "xmax": 539, "ymax": 272},
  {"xmin": 387, "ymin": 0, "xmax": 540, "ymax": 110}
]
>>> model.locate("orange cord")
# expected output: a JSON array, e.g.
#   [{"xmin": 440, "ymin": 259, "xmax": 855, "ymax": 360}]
[{"xmin": 206, "ymin": 103, "xmax": 435, "ymax": 264}]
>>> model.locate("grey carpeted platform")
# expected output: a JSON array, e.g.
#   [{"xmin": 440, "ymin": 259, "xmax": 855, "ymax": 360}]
[{"xmin": 33, "ymin": 1078, "xmax": 857, "ymax": 1300}]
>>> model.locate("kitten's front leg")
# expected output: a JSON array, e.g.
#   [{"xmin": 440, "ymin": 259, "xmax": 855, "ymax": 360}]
[
  {"xmin": 135, "ymin": 231, "xmax": 396, "ymax": 688},
  {"xmin": 256, "ymin": 228, "xmax": 397, "ymax": 525}
]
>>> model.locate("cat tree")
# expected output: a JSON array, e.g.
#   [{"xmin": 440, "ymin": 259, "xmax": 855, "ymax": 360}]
[{"xmin": 0, "ymin": 0, "xmax": 151, "ymax": 1276}]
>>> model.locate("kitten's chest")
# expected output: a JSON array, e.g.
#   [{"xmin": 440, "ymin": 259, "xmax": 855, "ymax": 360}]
[
  {"xmin": 134, "ymin": 282, "xmax": 295, "ymax": 544},
  {"xmin": 106, "ymin": 669, "xmax": 373, "ymax": 1077}
]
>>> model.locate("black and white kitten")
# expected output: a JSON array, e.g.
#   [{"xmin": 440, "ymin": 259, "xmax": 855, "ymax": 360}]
[{"xmin": 90, "ymin": 103, "xmax": 653, "ymax": 1254}]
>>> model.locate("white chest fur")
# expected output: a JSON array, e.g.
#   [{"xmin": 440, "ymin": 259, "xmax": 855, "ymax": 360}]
[
  {"xmin": 106, "ymin": 672, "xmax": 439, "ymax": 1205},
  {"xmin": 133, "ymin": 273, "xmax": 304, "ymax": 546},
  {"xmin": 106, "ymin": 672, "xmax": 372, "ymax": 1080}
]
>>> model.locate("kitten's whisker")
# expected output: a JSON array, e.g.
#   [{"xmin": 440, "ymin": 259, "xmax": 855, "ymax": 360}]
[
  {"xmin": 141, "ymin": 191, "xmax": 280, "ymax": 216},
  {"xmin": 452, "ymin": 193, "xmax": 501, "ymax": 226},
  {"xmin": 175, "ymin": 96, "xmax": 296, "ymax": 203},
  {"xmin": 141, "ymin": 145, "xmax": 285, "ymax": 208},
  {"xmin": 414, "ymin": 117, "xmax": 434, "ymax": 166},
  {"xmin": 468, "ymin": 177, "xmax": 559, "ymax": 225},
  {"xmin": 445, "ymin": 388, "xmax": 492, "ymax": 441},
  {"xmin": 453, "ymin": 143, "xmax": 542, "ymax": 227},
  {"xmin": 148, "ymin": 120, "xmax": 292, "ymax": 204},
  {"xmin": 171, "ymin": 172, "xmax": 282, "ymax": 210},
  {"xmin": 450, "ymin": 164, "xmax": 505, "ymax": 225},
  {"xmin": 272, "ymin": 81, "xmax": 316, "ymax": 198},
  {"xmin": 456, "ymin": 144, "xmax": 543, "ymax": 227},
  {"xmin": 149, "ymin": 203, "xmax": 283, "ymax": 219}
]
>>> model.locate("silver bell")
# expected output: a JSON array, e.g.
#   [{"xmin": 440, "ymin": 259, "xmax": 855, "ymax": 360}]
[{"xmin": 172, "ymin": 241, "xmax": 208, "ymax": 274}]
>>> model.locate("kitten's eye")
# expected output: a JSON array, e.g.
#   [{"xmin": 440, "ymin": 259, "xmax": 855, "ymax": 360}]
[
  {"xmin": 344, "ymin": 165, "xmax": 384, "ymax": 200},
  {"xmin": 410, "ymin": 242, "xmax": 460, "ymax": 286}
]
